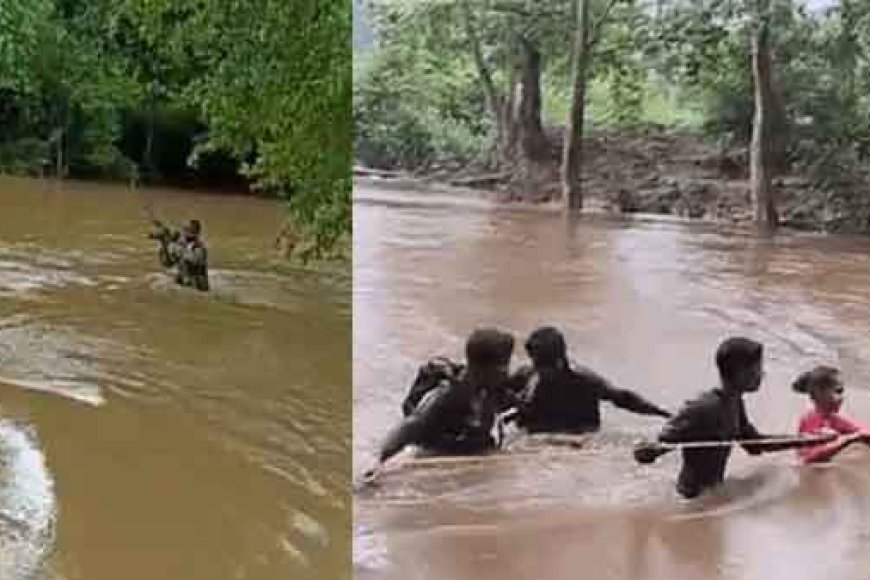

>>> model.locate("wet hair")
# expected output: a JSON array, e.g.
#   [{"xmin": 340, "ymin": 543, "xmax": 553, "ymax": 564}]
[
  {"xmin": 524, "ymin": 326, "xmax": 567, "ymax": 368},
  {"xmin": 185, "ymin": 219, "xmax": 202, "ymax": 235},
  {"xmin": 465, "ymin": 328, "xmax": 514, "ymax": 367},
  {"xmin": 715, "ymin": 337, "xmax": 762, "ymax": 383},
  {"xmin": 792, "ymin": 366, "xmax": 841, "ymax": 395}
]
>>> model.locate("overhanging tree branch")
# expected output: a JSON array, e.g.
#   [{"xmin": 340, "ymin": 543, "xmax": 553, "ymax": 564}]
[
  {"xmin": 488, "ymin": 2, "xmax": 566, "ymax": 19},
  {"xmin": 459, "ymin": 0, "xmax": 499, "ymax": 111},
  {"xmin": 586, "ymin": 0, "xmax": 620, "ymax": 50}
]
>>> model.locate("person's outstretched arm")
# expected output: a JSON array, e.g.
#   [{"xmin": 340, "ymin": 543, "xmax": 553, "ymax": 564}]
[
  {"xmin": 794, "ymin": 414, "xmax": 870, "ymax": 463},
  {"xmin": 797, "ymin": 433, "xmax": 868, "ymax": 463},
  {"xmin": 634, "ymin": 398, "xmax": 705, "ymax": 464},
  {"xmin": 593, "ymin": 371, "xmax": 671, "ymax": 419},
  {"xmin": 377, "ymin": 416, "xmax": 425, "ymax": 465},
  {"xmin": 375, "ymin": 386, "xmax": 450, "ymax": 466},
  {"xmin": 739, "ymin": 404, "xmax": 835, "ymax": 455}
]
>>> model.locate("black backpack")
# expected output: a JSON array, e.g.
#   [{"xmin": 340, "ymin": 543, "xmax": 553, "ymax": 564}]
[{"xmin": 401, "ymin": 357, "xmax": 465, "ymax": 416}]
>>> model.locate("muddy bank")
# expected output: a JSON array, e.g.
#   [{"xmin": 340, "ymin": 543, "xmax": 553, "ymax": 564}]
[{"xmin": 355, "ymin": 129, "xmax": 851, "ymax": 231}]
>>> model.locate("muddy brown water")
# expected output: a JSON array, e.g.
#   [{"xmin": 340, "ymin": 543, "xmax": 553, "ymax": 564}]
[
  {"xmin": 0, "ymin": 175, "xmax": 350, "ymax": 580},
  {"xmin": 353, "ymin": 183, "xmax": 870, "ymax": 580}
]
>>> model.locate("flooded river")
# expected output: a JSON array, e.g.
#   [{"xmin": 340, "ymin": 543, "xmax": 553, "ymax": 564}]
[
  {"xmin": 0, "ymin": 175, "xmax": 349, "ymax": 580},
  {"xmin": 353, "ymin": 183, "xmax": 870, "ymax": 580}
]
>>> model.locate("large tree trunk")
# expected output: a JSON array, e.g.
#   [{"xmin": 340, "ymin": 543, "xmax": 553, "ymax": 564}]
[
  {"xmin": 516, "ymin": 35, "xmax": 547, "ymax": 163},
  {"xmin": 55, "ymin": 128, "xmax": 63, "ymax": 179},
  {"xmin": 562, "ymin": 0, "xmax": 590, "ymax": 211},
  {"xmin": 511, "ymin": 34, "xmax": 552, "ymax": 199},
  {"xmin": 143, "ymin": 92, "xmax": 157, "ymax": 183},
  {"xmin": 749, "ymin": 13, "xmax": 777, "ymax": 230},
  {"xmin": 54, "ymin": 97, "xmax": 68, "ymax": 179},
  {"xmin": 769, "ymin": 76, "xmax": 788, "ymax": 176},
  {"xmin": 499, "ymin": 58, "xmax": 519, "ymax": 166}
]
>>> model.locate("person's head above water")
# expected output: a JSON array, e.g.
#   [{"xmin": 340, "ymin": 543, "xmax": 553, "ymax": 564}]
[
  {"xmin": 793, "ymin": 365, "xmax": 844, "ymax": 415},
  {"xmin": 465, "ymin": 327, "xmax": 514, "ymax": 388},
  {"xmin": 182, "ymin": 219, "xmax": 202, "ymax": 241},
  {"xmin": 524, "ymin": 326, "xmax": 568, "ymax": 370},
  {"xmin": 716, "ymin": 336, "xmax": 763, "ymax": 392}
]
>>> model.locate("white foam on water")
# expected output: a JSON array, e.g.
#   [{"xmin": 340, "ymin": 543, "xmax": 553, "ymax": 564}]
[
  {"xmin": 0, "ymin": 322, "xmax": 109, "ymax": 407},
  {"xmin": 0, "ymin": 377, "xmax": 104, "ymax": 408},
  {"xmin": 352, "ymin": 523, "xmax": 390, "ymax": 574},
  {"xmin": 0, "ymin": 420, "xmax": 56, "ymax": 580}
]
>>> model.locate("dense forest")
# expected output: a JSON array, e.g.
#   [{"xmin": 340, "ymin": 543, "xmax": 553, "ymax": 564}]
[
  {"xmin": 354, "ymin": 0, "xmax": 870, "ymax": 233},
  {"xmin": 1, "ymin": 0, "xmax": 350, "ymax": 259}
]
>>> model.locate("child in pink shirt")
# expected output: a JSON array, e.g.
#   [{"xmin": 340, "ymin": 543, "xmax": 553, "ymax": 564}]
[{"xmin": 793, "ymin": 366, "xmax": 870, "ymax": 464}]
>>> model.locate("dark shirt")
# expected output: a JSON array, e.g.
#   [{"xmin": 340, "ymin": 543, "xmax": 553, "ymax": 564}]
[
  {"xmin": 151, "ymin": 226, "xmax": 209, "ymax": 292},
  {"xmin": 658, "ymin": 388, "xmax": 763, "ymax": 498},
  {"xmin": 382, "ymin": 372, "xmax": 500, "ymax": 460},
  {"xmin": 514, "ymin": 363, "xmax": 667, "ymax": 434},
  {"xmin": 177, "ymin": 238, "xmax": 209, "ymax": 292}
]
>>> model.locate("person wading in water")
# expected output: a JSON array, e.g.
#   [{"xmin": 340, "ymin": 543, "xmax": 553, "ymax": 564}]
[
  {"xmin": 634, "ymin": 337, "xmax": 835, "ymax": 498},
  {"xmin": 506, "ymin": 326, "xmax": 672, "ymax": 434},
  {"xmin": 791, "ymin": 365, "xmax": 870, "ymax": 464},
  {"xmin": 149, "ymin": 219, "xmax": 209, "ymax": 292},
  {"xmin": 364, "ymin": 328, "xmax": 517, "ymax": 480}
]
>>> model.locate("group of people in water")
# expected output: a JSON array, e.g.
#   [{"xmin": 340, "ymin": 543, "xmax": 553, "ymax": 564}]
[
  {"xmin": 364, "ymin": 327, "xmax": 870, "ymax": 499},
  {"xmin": 148, "ymin": 218, "xmax": 210, "ymax": 291}
]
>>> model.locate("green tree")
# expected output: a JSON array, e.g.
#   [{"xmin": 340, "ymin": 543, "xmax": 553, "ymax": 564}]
[
  {"xmin": 2, "ymin": 0, "xmax": 351, "ymax": 260},
  {"xmin": 118, "ymin": 0, "xmax": 351, "ymax": 259}
]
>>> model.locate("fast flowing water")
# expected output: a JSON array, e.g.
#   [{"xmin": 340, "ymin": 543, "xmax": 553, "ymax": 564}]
[
  {"xmin": 0, "ymin": 175, "xmax": 350, "ymax": 580},
  {"xmin": 353, "ymin": 182, "xmax": 870, "ymax": 580}
]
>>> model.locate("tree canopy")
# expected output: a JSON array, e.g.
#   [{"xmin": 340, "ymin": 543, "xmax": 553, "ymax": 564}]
[
  {"xmin": 355, "ymin": 0, "xmax": 870, "ymax": 232},
  {"xmin": 0, "ymin": 0, "xmax": 350, "ymax": 259}
]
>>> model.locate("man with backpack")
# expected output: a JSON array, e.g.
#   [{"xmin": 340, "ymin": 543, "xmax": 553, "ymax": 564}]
[{"xmin": 363, "ymin": 328, "xmax": 516, "ymax": 479}]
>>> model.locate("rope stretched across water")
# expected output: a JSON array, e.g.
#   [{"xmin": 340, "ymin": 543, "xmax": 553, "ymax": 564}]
[
  {"xmin": 654, "ymin": 435, "xmax": 834, "ymax": 450},
  {"xmin": 355, "ymin": 432, "xmax": 835, "ymax": 487},
  {"xmin": 416, "ymin": 433, "xmax": 832, "ymax": 464}
]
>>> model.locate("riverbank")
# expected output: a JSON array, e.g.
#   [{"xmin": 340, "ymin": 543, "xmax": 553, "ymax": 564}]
[
  {"xmin": 1, "ymin": 172, "xmax": 351, "ymax": 267},
  {"xmin": 355, "ymin": 128, "xmax": 866, "ymax": 233}
]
